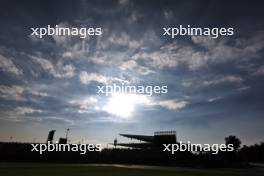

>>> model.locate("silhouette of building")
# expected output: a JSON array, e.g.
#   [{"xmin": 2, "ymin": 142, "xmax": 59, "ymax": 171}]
[
  {"xmin": 115, "ymin": 131, "xmax": 177, "ymax": 149},
  {"xmin": 46, "ymin": 130, "xmax": 56, "ymax": 143},
  {"xmin": 58, "ymin": 128, "xmax": 70, "ymax": 144},
  {"xmin": 58, "ymin": 138, "xmax": 67, "ymax": 144}
]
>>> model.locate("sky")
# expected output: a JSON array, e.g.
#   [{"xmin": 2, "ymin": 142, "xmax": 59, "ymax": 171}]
[{"xmin": 0, "ymin": 0, "xmax": 264, "ymax": 146}]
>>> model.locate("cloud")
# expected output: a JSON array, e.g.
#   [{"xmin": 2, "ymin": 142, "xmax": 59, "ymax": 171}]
[
  {"xmin": 44, "ymin": 116, "xmax": 74, "ymax": 125},
  {"xmin": 182, "ymin": 81, "xmax": 192, "ymax": 87},
  {"xmin": 31, "ymin": 55, "xmax": 75, "ymax": 78},
  {"xmin": 157, "ymin": 99, "xmax": 188, "ymax": 110},
  {"xmin": 191, "ymin": 36, "xmax": 217, "ymax": 49},
  {"xmin": 97, "ymin": 32, "xmax": 142, "ymax": 51},
  {"xmin": 164, "ymin": 10, "xmax": 173, "ymax": 20},
  {"xmin": 120, "ymin": 60, "xmax": 154, "ymax": 75},
  {"xmin": 203, "ymin": 75, "xmax": 243, "ymax": 86},
  {"xmin": 131, "ymin": 32, "xmax": 264, "ymax": 71},
  {"xmin": 79, "ymin": 71, "xmax": 128, "ymax": 85},
  {"xmin": 119, "ymin": 0, "xmax": 129, "ymax": 5},
  {"xmin": 241, "ymin": 31, "xmax": 264, "ymax": 55},
  {"xmin": 237, "ymin": 86, "xmax": 251, "ymax": 92},
  {"xmin": 0, "ymin": 85, "xmax": 25, "ymax": 100},
  {"xmin": 14, "ymin": 107, "xmax": 42, "ymax": 115},
  {"xmin": 0, "ymin": 106, "xmax": 42, "ymax": 122},
  {"xmin": 143, "ymin": 98, "xmax": 188, "ymax": 111},
  {"xmin": 68, "ymin": 96, "xmax": 98, "ymax": 111},
  {"xmin": 79, "ymin": 71, "xmax": 109, "ymax": 85},
  {"xmin": 208, "ymin": 96, "xmax": 222, "ymax": 103},
  {"xmin": 30, "ymin": 90, "xmax": 48, "ymax": 97},
  {"xmin": 190, "ymin": 33, "xmax": 264, "ymax": 69},
  {"xmin": 132, "ymin": 43, "xmax": 180, "ymax": 69},
  {"xmin": 0, "ymin": 85, "xmax": 48, "ymax": 101},
  {"xmin": 132, "ymin": 42, "xmax": 199, "ymax": 70},
  {"xmin": 253, "ymin": 65, "xmax": 264, "ymax": 76},
  {"xmin": 0, "ymin": 54, "xmax": 23, "ymax": 75}
]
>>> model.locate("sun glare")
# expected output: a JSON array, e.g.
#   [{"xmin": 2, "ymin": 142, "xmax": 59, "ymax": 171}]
[{"xmin": 103, "ymin": 93, "xmax": 149, "ymax": 118}]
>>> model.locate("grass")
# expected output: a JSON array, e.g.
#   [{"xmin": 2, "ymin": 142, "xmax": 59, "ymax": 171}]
[{"xmin": 0, "ymin": 163, "xmax": 263, "ymax": 176}]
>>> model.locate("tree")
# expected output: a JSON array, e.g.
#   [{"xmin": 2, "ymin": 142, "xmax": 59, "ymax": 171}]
[{"xmin": 225, "ymin": 135, "xmax": 241, "ymax": 151}]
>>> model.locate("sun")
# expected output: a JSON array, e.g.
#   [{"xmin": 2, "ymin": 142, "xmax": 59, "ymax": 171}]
[{"xmin": 103, "ymin": 93, "xmax": 148, "ymax": 118}]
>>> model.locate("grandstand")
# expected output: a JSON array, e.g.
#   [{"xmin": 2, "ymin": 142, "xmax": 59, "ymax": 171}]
[{"xmin": 115, "ymin": 131, "xmax": 177, "ymax": 149}]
